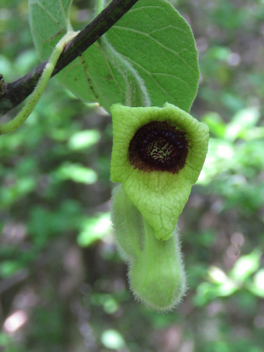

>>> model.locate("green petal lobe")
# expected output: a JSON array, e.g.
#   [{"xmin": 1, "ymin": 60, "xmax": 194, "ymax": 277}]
[{"xmin": 110, "ymin": 103, "xmax": 209, "ymax": 240}]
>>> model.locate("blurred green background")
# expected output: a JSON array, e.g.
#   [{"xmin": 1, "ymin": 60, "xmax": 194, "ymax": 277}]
[{"xmin": 0, "ymin": 0, "xmax": 264, "ymax": 351}]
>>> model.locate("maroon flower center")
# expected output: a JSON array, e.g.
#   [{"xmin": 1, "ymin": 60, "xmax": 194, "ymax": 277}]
[{"xmin": 128, "ymin": 121, "xmax": 188, "ymax": 173}]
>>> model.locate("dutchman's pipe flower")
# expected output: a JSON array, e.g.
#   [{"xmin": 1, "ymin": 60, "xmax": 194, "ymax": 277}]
[{"xmin": 111, "ymin": 103, "xmax": 209, "ymax": 310}]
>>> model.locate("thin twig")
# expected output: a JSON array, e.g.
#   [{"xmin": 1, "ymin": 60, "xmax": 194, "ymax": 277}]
[{"xmin": 0, "ymin": 0, "xmax": 139, "ymax": 117}]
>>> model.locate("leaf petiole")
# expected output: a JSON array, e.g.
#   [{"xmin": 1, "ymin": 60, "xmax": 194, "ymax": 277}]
[{"xmin": 0, "ymin": 31, "xmax": 77, "ymax": 134}]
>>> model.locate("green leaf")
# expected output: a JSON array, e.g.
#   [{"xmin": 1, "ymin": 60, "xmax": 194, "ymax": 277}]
[
  {"xmin": 230, "ymin": 250, "xmax": 261, "ymax": 282},
  {"xmin": 249, "ymin": 269, "xmax": 264, "ymax": 297},
  {"xmin": 194, "ymin": 279, "xmax": 238, "ymax": 306},
  {"xmin": 230, "ymin": 250, "xmax": 261, "ymax": 281},
  {"xmin": 0, "ymin": 260, "xmax": 23, "ymax": 278},
  {"xmin": 29, "ymin": 0, "xmax": 199, "ymax": 111},
  {"xmin": 225, "ymin": 107, "xmax": 260, "ymax": 141},
  {"xmin": 77, "ymin": 213, "xmax": 111, "ymax": 247},
  {"xmin": 0, "ymin": 177, "xmax": 36, "ymax": 209},
  {"xmin": 101, "ymin": 329, "xmax": 125, "ymax": 350},
  {"xmin": 106, "ymin": 0, "xmax": 199, "ymax": 111},
  {"xmin": 197, "ymin": 138, "xmax": 235, "ymax": 185},
  {"xmin": 202, "ymin": 112, "xmax": 226, "ymax": 138},
  {"xmin": 68, "ymin": 129, "xmax": 101, "ymax": 151},
  {"xmin": 52, "ymin": 162, "xmax": 97, "ymax": 184},
  {"xmin": 208, "ymin": 266, "xmax": 229, "ymax": 284}
]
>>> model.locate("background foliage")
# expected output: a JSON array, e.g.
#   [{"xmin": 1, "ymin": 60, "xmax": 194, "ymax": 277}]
[{"xmin": 0, "ymin": 0, "xmax": 264, "ymax": 351}]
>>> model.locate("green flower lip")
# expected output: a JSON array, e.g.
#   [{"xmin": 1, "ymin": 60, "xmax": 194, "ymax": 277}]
[{"xmin": 110, "ymin": 102, "xmax": 209, "ymax": 241}]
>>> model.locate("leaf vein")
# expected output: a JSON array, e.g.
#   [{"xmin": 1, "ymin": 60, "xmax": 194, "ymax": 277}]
[
  {"xmin": 113, "ymin": 26, "xmax": 196, "ymax": 73},
  {"xmin": 118, "ymin": 54, "xmax": 188, "ymax": 103},
  {"xmin": 35, "ymin": 1, "xmax": 66, "ymax": 29}
]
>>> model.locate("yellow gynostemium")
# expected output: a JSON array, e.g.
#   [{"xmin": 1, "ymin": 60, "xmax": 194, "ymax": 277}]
[{"xmin": 110, "ymin": 102, "xmax": 209, "ymax": 310}]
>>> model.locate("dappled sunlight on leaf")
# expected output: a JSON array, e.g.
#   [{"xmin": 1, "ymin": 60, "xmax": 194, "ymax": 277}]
[
  {"xmin": 101, "ymin": 329, "xmax": 125, "ymax": 350},
  {"xmin": 68, "ymin": 129, "xmax": 101, "ymax": 151},
  {"xmin": 77, "ymin": 213, "xmax": 112, "ymax": 247},
  {"xmin": 52, "ymin": 162, "xmax": 97, "ymax": 184}
]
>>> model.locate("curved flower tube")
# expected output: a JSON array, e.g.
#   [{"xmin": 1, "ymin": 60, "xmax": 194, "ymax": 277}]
[
  {"xmin": 110, "ymin": 102, "xmax": 209, "ymax": 310},
  {"xmin": 112, "ymin": 184, "xmax": 186, "ymax": 310}
]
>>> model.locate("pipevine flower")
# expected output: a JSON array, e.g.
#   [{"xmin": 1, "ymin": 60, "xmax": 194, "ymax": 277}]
[{"xmin": 110, "ymin": 102, "xmax": 209, "ymax": 310}]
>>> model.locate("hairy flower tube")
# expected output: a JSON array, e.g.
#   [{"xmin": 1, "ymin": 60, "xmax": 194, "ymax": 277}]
[
  {"xmin": 112, "ymin": 184, "xmax": 186, "ymax": 310},
  {"xmin": 110, "ymin": 103, "xmax": 209, "ymax": 310}
]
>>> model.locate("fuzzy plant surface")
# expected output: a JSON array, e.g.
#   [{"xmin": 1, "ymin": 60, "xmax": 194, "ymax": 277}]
[
  {"xmin": 112, "ymin": 183, "xmax": 187, "ymax": 310},
  {"xmin": 2, "ymin": 0, "xmax": 209, "ymax": 310}
]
